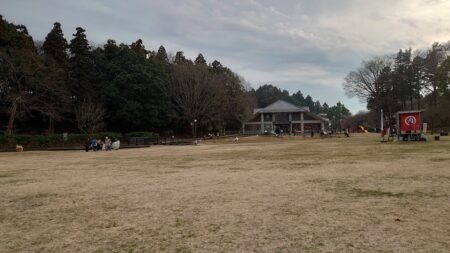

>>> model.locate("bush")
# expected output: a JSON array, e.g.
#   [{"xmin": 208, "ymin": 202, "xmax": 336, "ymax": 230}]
[
  {"xmin": 0, "ymin": 134, "xmax": 84, "ymax": 147},
  {"xmin": 93, "ymin": 132, "xmax": 123, "ymax": 140},
  {"xmin": 125, "ymin": 132, "xmax": 159, "ymax": 138}
]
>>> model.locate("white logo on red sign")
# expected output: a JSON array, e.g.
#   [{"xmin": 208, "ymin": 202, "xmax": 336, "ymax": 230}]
[{"xmin": 404, "ymin": 116, "xmax": 417, "ymax": 126}]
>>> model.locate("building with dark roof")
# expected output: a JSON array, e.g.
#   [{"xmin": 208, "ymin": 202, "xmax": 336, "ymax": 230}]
[{"xmin": 244, "ymin": 100, "xmax": 330, "ymax": 135}]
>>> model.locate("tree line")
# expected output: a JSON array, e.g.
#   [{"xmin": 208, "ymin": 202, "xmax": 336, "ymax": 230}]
[
  {"xmin": 0, "ymin": 15, "xmax": 349, "ymax": 136},
  {"xmin": 343, "ymin": 42, "xmax": 450, "ymax": 130}
]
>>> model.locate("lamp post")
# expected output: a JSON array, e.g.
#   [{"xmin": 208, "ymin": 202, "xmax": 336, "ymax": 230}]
[{"xmin": 194, "ymin": 119, "xmax": 197, "ymax": 140}]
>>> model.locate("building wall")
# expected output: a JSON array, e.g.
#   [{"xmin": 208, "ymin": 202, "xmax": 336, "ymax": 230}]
[
  {"xmin": 292, "ymin": 112, "xmax": 301, "ymax": 121},
  {"xmin": 244, "ymin": 111, "xmax": 328, "ymax": 135}
]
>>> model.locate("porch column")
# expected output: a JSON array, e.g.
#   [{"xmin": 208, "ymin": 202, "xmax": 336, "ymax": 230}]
[
  {"xmin": 321, "ymin": 122, "xmax": 325, "ymax": 131},
  {"xmin": 260, "ymin": 113, "xmax": 264, "ymax": 134},
  {"xmin": 300, "ymin": 112, "xmax": 305, "ymax": 133},
  {"xmin": 289, "ymin": 112, "xmax": 293, "ymax": 134},
  {"xmin": 272, "ymin": 113, "xmax": 276, "ymax": 133}
]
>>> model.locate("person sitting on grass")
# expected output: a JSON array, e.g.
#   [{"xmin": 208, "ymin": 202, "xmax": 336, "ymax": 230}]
[
  {"xmin": 97, "ymin": 139, "xmax": 103, "ymax": 151},
  {"xmin": 91, "ymin": 138, "xmax": 98, "ymax": 151},
  {"xmin": 105, "ymin": 137, "xmax": 112, "ymax": 151}
]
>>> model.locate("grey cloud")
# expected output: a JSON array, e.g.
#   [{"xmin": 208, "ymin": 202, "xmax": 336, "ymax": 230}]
[{"xmin": 2, "ymin": 0, "xmax": 449, "ymax": 112}]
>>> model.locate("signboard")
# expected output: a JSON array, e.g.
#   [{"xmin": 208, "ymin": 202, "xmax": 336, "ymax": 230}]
[{"xmin": 399, "ymin": 112, "xmax": 421, "ymax": 132}]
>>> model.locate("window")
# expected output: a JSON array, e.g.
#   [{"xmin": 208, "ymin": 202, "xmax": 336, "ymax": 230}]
[{"xmin": 264, "ymin": 114, "xmax": 272, "ymax": 122}]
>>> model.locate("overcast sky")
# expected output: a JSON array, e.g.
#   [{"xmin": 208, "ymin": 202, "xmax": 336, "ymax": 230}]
[{"xmin": 2, "ymin": 0, "xmax": 449, "ymax": 112}]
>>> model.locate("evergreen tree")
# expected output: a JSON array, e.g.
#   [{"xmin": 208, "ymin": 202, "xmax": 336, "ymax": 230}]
[
  {"xmin": 0, "ymin": 17, "xmax": 68, "ymax": 134},
  {"xmin": 93, "ymin": 43, "xmax": 171, "ymax": 132},
  {"xmin": 392, "ymin": 48, "xmax": 413, "ymax": 110},
  {"xmin": 103, "ymin": 39, "xmax": 119, "ymax": 60},
  {"xmin": 0, "ymin": 16, "xmax": 39, "ymax": 133},
  {"xmin": 42, "ymin": 22, "xmax": 68, "ymax": 66},
  {"xmin": 68, "ymin": 27, "xmax": 93, "ymax": 101},
  {"xmin": 156, "ymin": 45, "xmax": 168, "ymax": 62},
  {"xmin": 327, "ymin": 102, "xmax": 351, "ymax": 130},
  {"xmin": 255, "ymin": 84, "xmax": 289, "ymax": 107},
  {"xmin": 291, "ymin": 91, "xmax": 305, "ymax": 106},
  {"xmin": 210, "ymin": 60, "xmax": 225, "ymax": 74},
  {"xmin": 194, "ymin": 53, "xmax": 207, "ymax": 66},
  {"xmin": 436, "ymin": 56, "xmax": 450, "ymax": 95},
  {"xmin": 423, "ymin": 43, "xmax": 447, "ymax": 106},
  {"xmin": 0, "ymin": 15, "xmax": 35, "ymax": 49},
  {"xmin": 322, "ymin": 102, "xmax": 329, "ymax": 114},
  {"xmin": 313, "ymin": 100, "xmax": 322, "ymax": 113},
  {"xmin": 174, "ymin": 51, "xmax": 186, "ymax": 64},
  {"xmin": 304, "ymin": 95, "xmax": 314, "ymax": 110},
  {"xmin": 130, "ymin": 39, "xmax": 147, "ymax": 56}
]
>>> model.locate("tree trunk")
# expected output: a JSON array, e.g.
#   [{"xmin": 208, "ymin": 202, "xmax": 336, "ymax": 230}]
[
  {"xmin": 433, "ymin": 81, "xmax": 438, "ymax": 106},
  {"xmin": 6, "ymin": 102, "xmax": 18, "ymax": 135},
  {"xmin": 48, "ymin": 117, "xmax": 55, "ymax": 134},
  {"xmin": 410, "ymin": 95, "xmax": 413, "ymax": 110},
  {"xmin": 417, "ymin": 94, "xmax": 421, "ymax": 110}
]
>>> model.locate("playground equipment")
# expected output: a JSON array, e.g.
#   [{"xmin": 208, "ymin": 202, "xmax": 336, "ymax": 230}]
[
  {"xmin": 359, "ymin": 125, "xmax": 368, "ymax": 133},
  {"xmin": 395, "ymin": 110, "xmax": 426, "ymax": 141}
]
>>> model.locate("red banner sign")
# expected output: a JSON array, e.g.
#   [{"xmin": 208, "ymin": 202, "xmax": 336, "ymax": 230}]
[{"xmin": 399, "ymin": 112, "xmax": 421, "ymax": 132}]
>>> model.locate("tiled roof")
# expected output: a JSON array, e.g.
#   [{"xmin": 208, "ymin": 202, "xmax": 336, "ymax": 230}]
[{"xmin": 254, "ymin": 100, "xmax": 310, "ymax": 113}]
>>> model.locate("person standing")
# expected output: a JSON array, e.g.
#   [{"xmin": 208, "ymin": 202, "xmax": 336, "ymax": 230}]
[{"xmin": 85, "ymin": 138, "xmax": 91, "ymax": 152}]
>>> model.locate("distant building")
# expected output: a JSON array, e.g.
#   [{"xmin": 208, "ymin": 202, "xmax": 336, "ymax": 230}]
[{"xmin": 244, "ymin": 100, "xmax": 330, "ymax": 135}]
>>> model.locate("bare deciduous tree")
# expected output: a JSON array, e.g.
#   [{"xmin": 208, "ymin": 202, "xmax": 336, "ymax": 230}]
[
  {"xmin": 74, "ymin": 98, "xmax": 106, "ymax": 134},
  {"xmin": 36, "ymin": 56, "xmax": 72, "ymax": 133},
  {"xmin": 170, "ymin": 62, "xmax": 222, "ymax": 125},
  {"xmin": 0, "ymin": 49, "xmax": 72, "ymax": 134},
  {"xmin": 0, "ymin": 49, "xmax": 42, "ymax": 134},
  {"xmin": 343, "ymin": 56, "xmax": 393, "ymax": 103}
]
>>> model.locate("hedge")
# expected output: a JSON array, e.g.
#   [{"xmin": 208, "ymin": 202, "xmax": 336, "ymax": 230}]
[
  {"xmin": 0, "ymin": 132, "xmax": 158, "ymax": 148},
  {"xmin": 124, "ymin": 132, "xmax": 159, "ymax": 138},
  {"xmin": 0, "ymin": 132, "xmax": 123, "ymax": 148}
]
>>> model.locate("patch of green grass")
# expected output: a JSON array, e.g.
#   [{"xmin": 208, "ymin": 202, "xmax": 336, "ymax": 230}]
[
  {"xmin": 349, "ymin": 188, "xmax": 447, "ymax": 198},
  {"xmin": 323, "ymin": 179, "xmax": 448, "ymax": 199},
  {"xmin": 228, "ymin": 167, "xmax": 252, "ymax": 172},
  {"xmin": 1, "ymin": 178, "xmax": 38, "ymax": 185},
  {"xmin": 289, "ymin": 162, "xmax": 320, "ymax": 168},
  {"xmin": 0, "ymin": 172, "xmax": 14, "ymax": 178},
  {"xmin": 429, "ymin": 157, "xmax": 450, "ymax": 162},
  {"xmin": 350, "ymin": 188, "xmax": 406, "ymax": 197},
  {"xmin": 15, "ymin": 192, "xmax": 57, "ymax": 200}
]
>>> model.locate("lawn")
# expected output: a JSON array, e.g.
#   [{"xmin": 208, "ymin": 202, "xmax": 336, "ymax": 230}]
[{"xmin": 0, "ymin": 134, "xmax": 449, "ymax": 252}]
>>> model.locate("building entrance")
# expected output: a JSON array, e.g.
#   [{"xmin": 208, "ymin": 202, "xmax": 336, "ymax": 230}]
[{"xmin": 274, "ymin": 124, "xmax": 290, "ymax": 134}]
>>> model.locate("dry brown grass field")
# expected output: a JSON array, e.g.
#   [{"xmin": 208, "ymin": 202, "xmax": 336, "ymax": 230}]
[{"xmin": 0, "ymin": 134, "xmax": 449, "ymax": 253}]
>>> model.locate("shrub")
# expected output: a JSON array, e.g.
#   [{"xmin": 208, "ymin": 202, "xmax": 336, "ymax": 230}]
[
  {"xmin": 125, "ymin": 132, "xmax": 159, "ymax": 138},
  {"xmin": 93, "ymin": 132, "xmax": 123, "ymax": 140}
]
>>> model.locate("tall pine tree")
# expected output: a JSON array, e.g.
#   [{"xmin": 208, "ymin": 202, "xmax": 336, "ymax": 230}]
[
  {"xmin": 194, "ymin": 53, "xmax": 207, "ymax": 66},
  {"xmin": 156, "ymin": 45, "xmax": 168, "ymax": 62},
  {"xmin": 42, "ymin": 22, "xmax": 68, "ymax": 66},
  {"xmin": 68, "ymin": 27, "xmax": 93, "ymax": 101}
]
